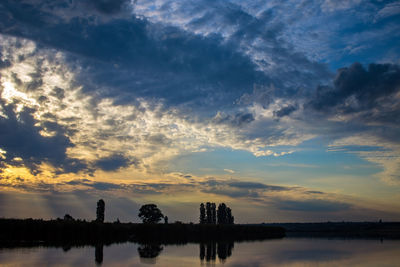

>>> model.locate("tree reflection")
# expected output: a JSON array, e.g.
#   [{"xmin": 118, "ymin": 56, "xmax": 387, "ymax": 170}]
[
  {"xmin": 200, "ymin": 242, "xmax": 234, "ymax": 263},
  {"xmin": 206, "ymin": 242, "xmax": 216, "ymax": 261},
  {"xmin": 95, "ymin": 244, "xmax": 103, "ymax": 265},
  {"xmin": 138, "ymin": 243, "xmax": 164, "ymax": 264},
  {"xmin": 217, "ymin": 242, "xmax": 234, "ymax": 262},
  {"xmin": 93, "ymin": 241, "xmax": 233, "ymax": 265}
]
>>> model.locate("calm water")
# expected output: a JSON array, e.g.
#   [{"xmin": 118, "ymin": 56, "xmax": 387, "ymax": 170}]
[{"xmin": 1, "ymin": 238, "xmax": 400, "ymax": 266}]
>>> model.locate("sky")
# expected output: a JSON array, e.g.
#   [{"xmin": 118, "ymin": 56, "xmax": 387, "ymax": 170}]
[{"xmin": 0, "ymin": 0, "xmax": 400, "ymax": 223}]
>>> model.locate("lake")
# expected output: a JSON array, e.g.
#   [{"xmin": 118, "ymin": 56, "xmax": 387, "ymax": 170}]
[{"xmin": 1, "ymin": 238, "xmax": 399, "ymax": 266}]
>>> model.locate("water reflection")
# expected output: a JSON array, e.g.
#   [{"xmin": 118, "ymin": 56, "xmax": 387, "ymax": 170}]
[
  {"xmin": 137, "ymin": 243, "xmax": 164, "ymax": 264},
  {"xmin": 217, "ymin": 242, "xmax": 234, "ymax": 262},
  {"xmin": 95, "ymin": 244, "xmax": 103, "ymax": 265},
  {"xmin": 200, "ymin": 242, "xmax": 234, "ymax": 263},
  {"xmin": 1, "ymin": 238, "xmax": 400, "ymax": 266},
  {"xmin": 62, "ymin": 245, "xmax": 71, "ymax": 252}
]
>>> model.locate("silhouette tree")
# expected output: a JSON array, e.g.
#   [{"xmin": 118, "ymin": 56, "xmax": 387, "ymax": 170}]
[
  {"xmin": 96, "ymin": 199, "xmax": 105, "ymax": 223},
  {"xmin": 200, "ymin": 203, "xmax": 206, "ymax": 224},
  {"xmin": 217, "ymin": 203, "xmax": 234, "ymax": 224},
  {"xmin": 206, "ymin": 202, "xmax": 212, "ymax": 224},
  {"xmin": 217, "ymin": 203, "xmax": 227, "ymax": 224},
  {"xmin": 164, "ymin": 216, "xmax": 168, "ymax": 224},
  {"xmin": 211, "ymin": 203, "xmax": 216, "ymax": 224},
  {"xmin": 138, "ymin": 204, "xmax": 164, "ymax": 223},
  {"xmin": 64, "ymin": 214, "xmax": 74, "ymax": 221},
  {"xmin": 227, "ymin": 207, "xmax": 234, "ymax": 224}
]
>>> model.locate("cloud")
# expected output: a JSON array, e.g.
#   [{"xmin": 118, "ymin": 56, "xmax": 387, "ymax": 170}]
[
  {"xmin": 321, "ymin": 0, "xmax": 362, "ymax": 12},
  {"xmin": 1, "ymin": 0, "xmax": 337, "ymax": 115},
  {"xmin": 308, "ymin": 62, "xmax": 400, "ymax": 124},
  {"xmin": 65, "ymin": 179, "xmax": 91, "ymax": 185},
  {"xmin": 0, "ymin": 1, "xmax": 399, "ymax": 193},
  {"xmin": 94, "ymin": 154, "xmax": 134, "ymax": 172},
  {"xmin": 1, "ymin": 30, "xmax": 398, "ymax": 187},
  {"xmin": 90, "ymin": 181, "xmax": 125, "ymax": 191},
  {"xmin": 0, "ymin": 32, "xmax": 307, "ymax": 177},
  {"xmin": 64, "ymin": 179, "xmax": 125, "ymax": 191},
  {"xmin": 223, "ymin": 169, "xmax": 235, "ymax": 174},
  {"xmin": 86, "ymin": 0, "xmax": 129, "ymax": 15},
  {"xmin": 200, "ymin": 179, "xmax": 293, "ymax": 199},
  {"xmin": 0, "ymin": 0, "xmax": 271, "ymax": 111},
  {"xmin": 301, "ymin": 62, "xmax": 400, "ymax": 184},
  {"xmin": 375, "ymin": 2, "xmax": 400, "ymax": 21},
  {"xmin": 306, "ymin": 190, "xmax": 325, "ymax": 195},
  {"xmin": 273, "ymin": 105, "xmax": 297, "ymax": 118},
  {"xmin": 0, "ymin": 58, "xmax": 11, "ymax": 69},
  {"xmin": 228, "ymin": 181, "xmax": 287, "ymax": 190},
  {"xmin": 134, "ymin": 0, "xmax": 332, "ymax": 89},
  {"xmin": 0, "ymin": 97, "xmax": 87, "ymax": 174},
  {"xmin": 212, "ymin": 112, "xmax": 255, "ymax": 127},
  {"xmin": 329, "ymin": 135, "xmax": 400, "ymax": 184}
]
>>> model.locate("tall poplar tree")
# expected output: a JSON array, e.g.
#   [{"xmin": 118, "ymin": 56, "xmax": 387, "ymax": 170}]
[
  {"xmin": 200, "ymin": 203, "xmax": 206, "ymax": 224},
  {"xmin": 206, "ymin": 202, "xmax": 212, "ymax": 224},
  {"xmin": 96, "ymin": 199, "xmax": 105, "ymax": 222}
]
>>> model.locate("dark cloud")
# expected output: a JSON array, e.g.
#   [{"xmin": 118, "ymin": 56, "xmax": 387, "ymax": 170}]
[
  {"xmin": 203, "ymin": 188, "xmax": 261, "ymax": 198},
  {"xmin": 65, "ymin": 179, "xmax": 123, "ymax": 191},
  {"xmin": 228, "ymin": 181, "xmax": 287, "ymax": 191},
  {"xmin": 0, "ymin": 0, "xmax": 266, "ymax": 111},
  {"xmin": 199, "ymin": 179, "xmax": 292, "ymax": 199},
  {"xmin": 274, "ymin": 105, "xmax": 297, "ymax": 118},
  {"xmin": 0, "ymin": 98, "xmax": 87, "ymax": 173},
  {"xmin": 0, "ymin": 58, "xmax": 11, "ymax": 69},
  {"xmin": 231, "ymin": 113, "xmax": 255, "ymax": 126},
  {"xmin": 7, "ymin": 178, "xmax": 127, "ymax": 192},
  {"xmin": 63, "ymin": 180, "xmax": 197, "ymax": 194},
  {"xmin": 0, "ymin": 178, "xmax": 62, "ymax": 193},
  {"xmin": 177, "ymin": 174, "xmax": 193, "ymax": 179},
  {"xmin": 161, "ymin": 0, "xmax": 332, "ymax": 91},
  {"xmin": 86, "ymin": 0, "xmax": 129, "ymax": 15},
  {"xmin": 90, "ymin": 181, "xmax": 125, "ymax": 190},
  {"xmin": 94, "ymin": 154, "xmax": 133, "ymax": 171},
  {"xmin": 25, "ymin": 72, "xmax": 43, "ymax": 91},
  {"xmin": 308, "ymin": 62, "xmax": 400, "ymax": 124},
  {"xmin": 50, "ymin": 87, "xmax": 65, "ymax": 100},
  {"xmin": 65, "ymin": 179, "xmax": 91, "ymax": 185},
  {"xmin": 213, "ymin": 112, "xmax": 255, "ymax": 127},
  {"xmin": 239, "ymin": 85, "xmax": 274, "ymax": 108},
  {"xmin": 277, "ymin": 199, "xmax": 351, "ymax": 212},
  {"xmin": 200, "ymin": 179, "xmax": 220, "ymax": 187},
  {"xmin": 0, "ymin": 0, "xmax": 334, "ymax": 117}
]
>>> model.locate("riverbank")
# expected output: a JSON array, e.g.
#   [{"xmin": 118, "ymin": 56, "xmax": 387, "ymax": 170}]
[{"xmin": 0, "ymin": 218, "xmax": 285, "ymax": 246}]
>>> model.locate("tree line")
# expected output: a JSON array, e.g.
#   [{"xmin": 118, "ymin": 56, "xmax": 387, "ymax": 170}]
[
  {"xmin": 200, "ymin": 202, "xmax": 234, "ymax": 225},
  {"xmin": 93, "ymin": 199, "xmax": 234, "ymax": 225}
]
